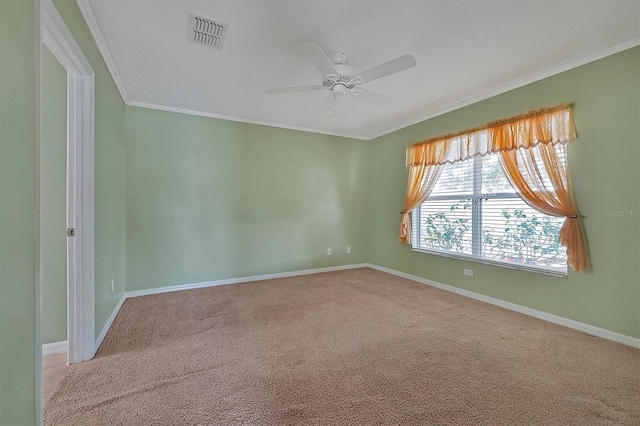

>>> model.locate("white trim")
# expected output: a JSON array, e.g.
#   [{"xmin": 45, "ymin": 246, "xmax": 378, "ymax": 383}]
[
  {"xmin": 42, "ymin": 341, "xmax": 68, "ymax": 356},
  {"xmin": 126, "ymin": 101, "xmax": 370, "ymax": 141},
  {"xmin": 90, "ymin": 262, "xmax": 640, "ymax": 363},
  {"xmin": 40, "ymin": 0, "xmax": 96, "ymax": 365},
  {"xmin": 74, "ymin": 0, "xmax": 129, "ymax": 103},
  {"xmin": 41, "ymin": 2, "xmax": 92, "ymax": 75},
  {"xmin": 365, "ymin": 263, "xmax": 640, "ymax": 349},
  {"xmin": 125, "ymin": 264, "xmax": 369, "ymax": 298},
  {"xmin": 64, "ymin": 2, "xmax": 640, "ymax": 141},
  {"xmin": 94, "ymin": 294, "xmax": 126, "ymax": 353},
  {"xmin": 367, "ymin": 38, "xmax": 640, "ymax": 140}
]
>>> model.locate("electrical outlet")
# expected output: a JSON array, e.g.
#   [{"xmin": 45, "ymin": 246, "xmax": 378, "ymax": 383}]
[
  {"xmin": 111, "ymin": 279, "xmax": 115, "ymax": 292},
  {"xmin": 347, "ymin": 246, "xmax": 351, "ymax": 254},
  {"xmin": 464, "ymin": 269, "xmax": 474, "ymax": 276},
  {"xmin": 327, "ymin": 248, "xmax": 332, "ymax": 255}
]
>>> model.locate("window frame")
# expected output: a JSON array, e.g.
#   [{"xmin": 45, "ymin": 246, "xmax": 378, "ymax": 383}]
[{"xmin": 411, "ymin": 156, "xmax": 568, "ymax": 277}]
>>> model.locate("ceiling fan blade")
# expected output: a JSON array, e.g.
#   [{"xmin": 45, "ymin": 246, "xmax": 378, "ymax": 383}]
[
  {"xmin": 353, "ymin": 88, "xmax": 396, "ymax": 107},
  {"xmin": 357, "ymin": 54, "xmax": 416, "ymax": 84},
  {"xmin": 299, "ymin": 43, "xmax": 336, "ymax": 76},
  {"xmin": 264, "ymin": 85, "xmax": 323, "ymax": 95}
]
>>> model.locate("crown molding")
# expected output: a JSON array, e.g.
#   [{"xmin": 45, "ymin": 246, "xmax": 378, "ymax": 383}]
[
  {"xmin": 367, "ymin": 38, "xmax": 640, "ymax": 140},
  {"xmin": 71, "ymin": 1, "xmax": 639, "ymax": 140},
  {"xmin": 126, "ymin": 101, "xmax": 370, "ymax": 140}
]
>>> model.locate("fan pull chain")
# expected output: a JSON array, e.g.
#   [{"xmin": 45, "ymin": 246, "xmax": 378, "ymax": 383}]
[{"xmin": 332, "ymin": 96, "xmax": 336, "ymax": 122}]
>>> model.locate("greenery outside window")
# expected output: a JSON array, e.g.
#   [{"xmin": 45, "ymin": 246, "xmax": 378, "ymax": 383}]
[
  {"xmin": 411, "ymin": 144, "xmax": 568, "ymax": 275},
  {"xmin": 400, "ymin": 104, "xmax": 589, "ymax": 272}
]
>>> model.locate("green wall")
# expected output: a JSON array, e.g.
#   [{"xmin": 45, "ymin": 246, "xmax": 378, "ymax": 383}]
[
  {"xmin": 366, "ymin": 47, "xmax": 640, "ymax": 339},
  {"xmin": 125, "ymin": 107, "xmax": 368, "ymax": 291},
  {"xmin": 1, "ymin": 0, "xmax": 127, "ymax": 422},
  {"xmin": 40, "ymin": 46, "xmax": 67, "ymax": 345},
  {"xmin": 0, "ymin": 0, "xmax": 37, "ymax": 423},
  {"xmin": 0, "ymin": 1, "xmax": 637, "ymax": 422},
  {"xmin": 52, "ymin": 0, "xmax": 127, "ymax": 339}
]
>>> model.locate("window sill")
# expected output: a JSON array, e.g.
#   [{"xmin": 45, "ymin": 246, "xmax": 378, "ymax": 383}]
[{"xmin": 411, "ymin": 247, "xmax": 568, "ymax": 278}]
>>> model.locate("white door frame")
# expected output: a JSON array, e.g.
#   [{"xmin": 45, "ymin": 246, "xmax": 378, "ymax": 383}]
[{"xmin": 39, "ymin": 0, "xmax": 95, "ymax": 364}]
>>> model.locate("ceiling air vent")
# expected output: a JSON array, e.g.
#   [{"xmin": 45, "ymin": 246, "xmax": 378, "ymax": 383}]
[{"xmin": 188, "ymin": 13, "xmax": 228, "ymax": 50}]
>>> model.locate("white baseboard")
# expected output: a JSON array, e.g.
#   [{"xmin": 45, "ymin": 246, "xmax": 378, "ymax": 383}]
[
  {"xmin": 95, "ymin": 294, "xmax": 126, "ymax": 353},
  {"xmin": 366, "ymin": 263, "xmax": 640, "ymax": 349},
  {"xmin": 42, "ymin": 340, "xmax": 68, "ymax": 356},
  {"xmin": 125, "ymin": 263, "xmax": 369, "ymax": 299},
  {"xmin": 94, "ymin": 264, "xmax": 369, "ymax": 352},
  {"xmin": 95, "ymin": 262, "xmax": 639, "ymax": 351}
]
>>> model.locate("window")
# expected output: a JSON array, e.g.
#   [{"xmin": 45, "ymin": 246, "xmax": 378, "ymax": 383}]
[
  {"xmin": 401, "ymin": 104, "xmax": 589, "ymax": 272},
  {"xmin": 411, "ymin": 133, "xmax": 567, "ymax": 275}
]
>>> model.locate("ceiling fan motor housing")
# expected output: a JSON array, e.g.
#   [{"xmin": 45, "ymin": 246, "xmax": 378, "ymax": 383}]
[
  {"xmin": 331, "ymin": 52, "xmax": 348, "ymax": 65},
  {"xmin": 323, "ymin": 63, "xmax": 360, "ymax": 91}
]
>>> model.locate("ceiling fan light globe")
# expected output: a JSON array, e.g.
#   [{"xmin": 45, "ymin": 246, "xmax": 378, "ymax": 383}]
[{"xmin": 333, "ymin": 84, "xmax": 346, "ymax": 94}]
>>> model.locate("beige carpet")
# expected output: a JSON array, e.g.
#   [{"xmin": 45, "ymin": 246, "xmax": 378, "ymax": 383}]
[{"xmin": 44, "ymin": 268, "xmax": 640, "ymax": 425}]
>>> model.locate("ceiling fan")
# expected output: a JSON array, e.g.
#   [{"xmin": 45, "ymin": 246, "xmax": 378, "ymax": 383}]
[{"xmin": 264, "ymin": 43, "xmax": 416, "ymax": 120}]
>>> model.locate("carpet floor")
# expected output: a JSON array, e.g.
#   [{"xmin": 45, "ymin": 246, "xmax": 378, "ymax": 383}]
[{"xmin": 44, "ymin": 268, "xmax": 640, "ymax": 425}]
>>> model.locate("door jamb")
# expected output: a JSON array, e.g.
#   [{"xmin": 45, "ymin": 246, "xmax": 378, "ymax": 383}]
[{"xmin": 39, "ymin": 0, "xmax": 95, "ymax": 368}]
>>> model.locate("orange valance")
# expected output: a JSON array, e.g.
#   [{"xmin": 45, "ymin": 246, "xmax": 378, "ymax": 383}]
[{"xmin": 406, "ymin": 103, "xmax": 576, "ymax": 167}]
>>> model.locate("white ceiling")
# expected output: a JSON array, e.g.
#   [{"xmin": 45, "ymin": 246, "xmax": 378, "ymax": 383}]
[{"xmin": 78, "ymin": 0, "xmax": 640, "ymax": 140}]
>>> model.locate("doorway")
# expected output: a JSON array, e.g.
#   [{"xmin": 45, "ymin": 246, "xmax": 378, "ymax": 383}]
[{"xmin": 37, "ymin": 0, "xmax": 96, "ymax": 420}]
